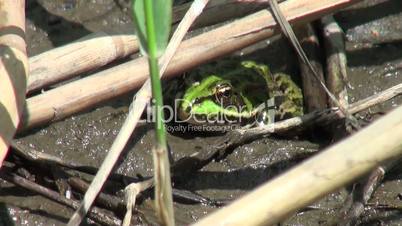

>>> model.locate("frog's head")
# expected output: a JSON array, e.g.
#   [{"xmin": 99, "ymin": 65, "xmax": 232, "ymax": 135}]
[{"xmin": 178, "ymin": 75, "xmax": 254, "ymax": 124}]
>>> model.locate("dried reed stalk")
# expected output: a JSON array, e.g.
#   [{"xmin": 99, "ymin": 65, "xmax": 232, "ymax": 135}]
[
  {"xmin": 0, "ymin": 0, "xmax": 28, "ymax": 164},
  {"xmin": 27, "ymin": 32, "xmax": 138, "ymax": 93}
]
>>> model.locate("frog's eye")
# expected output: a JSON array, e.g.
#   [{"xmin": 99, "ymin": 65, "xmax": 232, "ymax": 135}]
[
  {"xmin": 215, "ymin": 84, "xmax": 232, "ymax": 99},
  {"xmin": 220, "ymin": 88, "xmax": 232, "ymax": 98}
]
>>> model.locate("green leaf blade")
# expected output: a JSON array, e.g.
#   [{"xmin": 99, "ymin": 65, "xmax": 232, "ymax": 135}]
[{"xmin": 132, "ymin": 0, "xmax": 172, "ymax": 56}]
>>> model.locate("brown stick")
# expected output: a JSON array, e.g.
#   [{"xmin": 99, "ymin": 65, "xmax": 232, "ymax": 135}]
[
  {"xmin": 321, "ymin": 15, "xmax": 349, "ymax": 109},
  {"xmin": 348, "ymin": 84, "xmax": 402, "ymax": 114},
  {"xmin": 67, "ymin": 177, "xmax": 124, "ymax": 211},
  {"xmin": 0, "ymin": 0, "xmax": 28, "ymax": 165},
  {"xmin": 0, "ymin": 170, "xmax": 121, "ymax": 226},
  {"xmin": 295, "ymin": 23, "xmax": 328, "ymax": 112},
  {"xmin": 21, "ymin": 0, "xmax": 364, "ymax": 131},
  {"xmin": 338, "ymin": 160, "xmax": 398, "ymax": 225}
]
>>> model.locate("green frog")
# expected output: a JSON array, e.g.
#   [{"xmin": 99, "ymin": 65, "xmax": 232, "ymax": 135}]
[{"xmin": 176, "ymin": 60, "xmax": 303, "ymax": 126}]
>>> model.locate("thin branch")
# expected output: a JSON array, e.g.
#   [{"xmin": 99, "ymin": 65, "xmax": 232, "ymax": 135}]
[
  {"xmin": 67, "ymin": 177, "xmax": 125, "ymax": 211},
  {"xmin": 0, "ymin": 170, "xmax": 121, "ymax": 226}
]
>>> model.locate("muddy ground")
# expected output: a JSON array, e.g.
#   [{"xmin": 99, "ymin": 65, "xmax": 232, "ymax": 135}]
[{"xmin": 1, "ymin": 0, "xmax": 402, "ymax": 225}]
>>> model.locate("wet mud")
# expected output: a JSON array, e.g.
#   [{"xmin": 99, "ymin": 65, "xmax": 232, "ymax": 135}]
[{"xmin": 2, "ymin": 0, "xmax": 402, "ymax": 225}]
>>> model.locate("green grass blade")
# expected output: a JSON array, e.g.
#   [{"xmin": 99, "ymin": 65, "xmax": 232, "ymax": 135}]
[{"xmin": 132, "ymin": 0, "xmax": 172, "ymax": 56}]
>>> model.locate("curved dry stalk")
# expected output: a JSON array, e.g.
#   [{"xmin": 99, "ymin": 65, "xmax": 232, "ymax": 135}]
[{"xmin": 123, "ymin": 179, "xmax": 154, "ymax": 226}]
